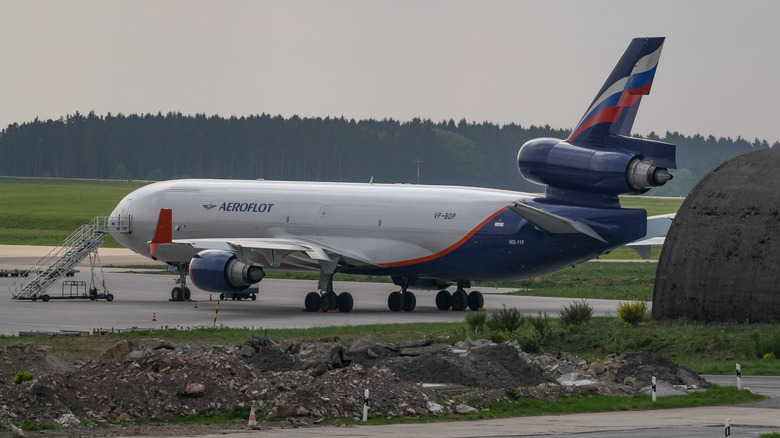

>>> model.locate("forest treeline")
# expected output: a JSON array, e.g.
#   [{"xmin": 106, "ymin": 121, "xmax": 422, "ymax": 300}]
[{"xmin": 1, "ymin": 111, "xmax": 775, "ymax": 196}]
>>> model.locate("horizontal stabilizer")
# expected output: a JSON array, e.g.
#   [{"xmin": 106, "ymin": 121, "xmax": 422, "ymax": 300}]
[
  {"xmin": 625, "ymin": 213, "xmax": 674, "ymax": 259},
  {"xmin": 643, "ymin": 213, "xmax": 674, "ymax": 239},
  {"xmin": 508, "ymin": 201, "xmax": 606, "ymax": 243}
]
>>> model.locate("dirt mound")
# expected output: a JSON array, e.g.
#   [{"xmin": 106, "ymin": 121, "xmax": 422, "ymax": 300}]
[
  {"xmin": 0, "ymin": 339, "xmax": 712, "ymax": 432},
  {"xmin": 363, "ymin": 343, "xmax": 548, "ymax": 388},
  {"xmin": 580, "ymin": 352, "xmax": 710, "ymax": 390},
  {"xmin": 616, "ymin": 352, "xmax": 710, "ymax": 389},
  {"xmin": 0, "ymin": 341, "xmax": 439, "ymax": 426},
  {"xmin": 272, "ymin": 364, "xmax": 434, "ymax": 419},
  {"xmin": 0, "ymin": 343, "xmax": 77, "ymax": 384}
]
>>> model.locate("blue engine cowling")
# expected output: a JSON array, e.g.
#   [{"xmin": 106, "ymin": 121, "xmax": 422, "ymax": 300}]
[
  {"xmin": 189, "ymin": 250, "xmax": 265, "ymax": 292},
  {"xmin": 517, "ymin": 137, "xmax": 673, "ymax": 198}
]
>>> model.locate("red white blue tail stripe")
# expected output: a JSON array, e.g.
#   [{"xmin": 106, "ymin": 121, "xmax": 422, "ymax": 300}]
[{"xmin": 567, "ymin": 37, "xmax": 665, "ymax": 145}]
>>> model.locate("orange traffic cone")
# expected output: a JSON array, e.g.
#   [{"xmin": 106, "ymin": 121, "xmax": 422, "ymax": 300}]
[
  {"xmin": 152, "ymin": 312, "xmax": 157, "ymax": 321},
  {"xmin": 193, "ymin": 300, "xmax": 198, "ymax": 308},
  {"xmin": 8, "ymin": 422, "xmax": 24, "ymax": 437},
  {"xmin": 247, "ymin": 405, "xmax": 257, "ymax": 430}
]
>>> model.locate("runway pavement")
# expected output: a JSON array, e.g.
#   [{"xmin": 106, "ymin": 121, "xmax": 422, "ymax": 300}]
[
  {"xmin": 0, "ymin": 245, "xmax": 631, "ymax": 335},
  {"xmin": 0, "ymin": 270, "xmax": 627, "ymax": 335}
]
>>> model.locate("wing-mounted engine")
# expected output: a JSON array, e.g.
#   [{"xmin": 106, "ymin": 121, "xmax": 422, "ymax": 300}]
[
  {"xmin": 517, "ymin": 136, "xmax": 675, "ymax": 204},
  {"xmin": 189, "ymin": 249, "xmax": 265, "ymax": 292}
]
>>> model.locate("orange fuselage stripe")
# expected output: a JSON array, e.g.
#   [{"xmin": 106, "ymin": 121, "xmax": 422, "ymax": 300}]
[{"xmin": 379, "ymin": 207, "xmax": 508, "ymax": 268}]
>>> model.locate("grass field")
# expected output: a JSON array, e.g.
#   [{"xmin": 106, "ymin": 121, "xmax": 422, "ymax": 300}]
[
  {"xmin": 493, "ymin": 261, "xmax": 659, "ymax": 301},
  {"xmin": 0, "ymin": 177, "xmax": 149, "ymax": 246}
]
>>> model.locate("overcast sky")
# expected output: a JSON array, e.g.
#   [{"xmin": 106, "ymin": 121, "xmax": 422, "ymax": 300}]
[{"xmin": 3, "ymin": 0, "xmax": 780, "ymax": 143}]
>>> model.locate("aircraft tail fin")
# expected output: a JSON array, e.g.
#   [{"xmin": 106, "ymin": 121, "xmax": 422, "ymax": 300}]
[
  {"xmin": 567, "ymin": 37, "xmax": 665, "ymax": 146},
  {"xmin": 517, "ymin": 37, "xmax": 675, "ymax": 205}
]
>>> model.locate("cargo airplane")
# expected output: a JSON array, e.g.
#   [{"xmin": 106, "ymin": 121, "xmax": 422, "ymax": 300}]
[{"xmin": 109, "ymin": 37, "xmax": 674, "ymax": 313}]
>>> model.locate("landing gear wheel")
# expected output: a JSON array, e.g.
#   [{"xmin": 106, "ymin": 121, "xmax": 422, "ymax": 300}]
[
  {"xmin": 402, "ymin": 291, "xmax": 416, "ymax": 312},
  {"xmin": 219, "ymin": 293, "xmax": 225, "ymax": 301},
  {"xmin": 387, "ymin": 291, "xmax": 402, "ymax": 312},
  {"xmin": 171, "ymin": 287, "xmax": 183, "ymax": 301},
  {"xmin": 436, "ymin": 290, "xmax": 452, "ymax": 310},
  {"xmin": 337, "ymin": 292, "xmax": 354, "ymax": 313},
  {"xmin": 106, "ymin": 293, "xmax": 114, "ymax": 302},
  {"xmin": 320, "ymin": 291, "xmax": 338, "ymax": 312},
  {"xmin": 304, "ymin": 292, "xmax": 320, "ymax": 312},
  {"xmin": 451, "ymin": 289, "xmax": 468, "ymax": 311},
  {"xmin": 467, "ymin": 290, "xmax": 484, "ymax": 310},
  {"xmin": 184, "ymin": 287, "xmax": 191, "ymax": 300}
]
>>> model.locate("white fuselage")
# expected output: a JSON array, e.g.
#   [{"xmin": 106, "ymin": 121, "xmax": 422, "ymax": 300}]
[{"xmin": 110, "ymin": 179, "xmax": 534, "ymax": 269}]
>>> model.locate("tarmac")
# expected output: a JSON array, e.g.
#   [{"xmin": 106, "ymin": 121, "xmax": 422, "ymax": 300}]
[{"xmin": 0, "ymin": 245, "xmax": 627, "ymax": 335}]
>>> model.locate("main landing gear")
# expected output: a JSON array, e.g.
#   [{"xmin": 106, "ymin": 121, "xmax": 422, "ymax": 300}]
[
  {"xmin": 385, "ymin": 278, "xmax": 483, "ymax": 312},
  {"xmin": 170, "ymin": 263, "xmax": 191, "ymax": 301},
  {"xmin": 303, "ymin": 272, "xmax": 354, "ymax": 313},
  {"xmin": 304, "ymin": 290, "xmax": 354, "ymax": 313},
  {"xmin": 434, "ymin": 280, "xmax": 484, "ymax": 311},
  {"xmin": 435, "ymin": 289, "xmax": 483, "ymax": 311},
  {"xmin": 387, "ymin": 277, "xmax": 417, "ymax": 312}
]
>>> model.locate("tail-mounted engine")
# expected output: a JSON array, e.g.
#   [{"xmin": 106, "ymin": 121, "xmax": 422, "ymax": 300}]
[
  {"xmin": 189, "ymin": 249, "xmax": 265, "ymax": 292},
  {"xmin": 517, "ymin": 135, "xmax": 675, "ymax": 201}
]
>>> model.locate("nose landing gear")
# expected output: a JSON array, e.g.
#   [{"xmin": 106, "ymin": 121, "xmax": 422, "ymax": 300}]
[{"xmin": 170, "ymin": 263, "xmax": 191, "ymax": 301}]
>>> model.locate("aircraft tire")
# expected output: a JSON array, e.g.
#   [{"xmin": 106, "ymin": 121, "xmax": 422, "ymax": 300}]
[
  {"xmin": 435, "ymin": 290, "xmax": 452, "ymax": 310},
  {"xmin": 387, "ymin": 291, "xmax": 402, "ymax": 312},
  {"xmin": 320, "ymin": 291, "xmax": 338, "ymax": 312},
  {"xmin": 171, "ymin": 287, "xmax": 183, "ymax": 301},
  {"xmin": 451, "ymin": 289, "xmax": 468, "ymax": 311},
  {"xmin": 304, "ymin": 292, "xmax": 320, "ymax": 312},
  {"xmin": 402, "ymin": 291, "xmax": 416, "ymax": 312},
  {"xmin": 184, "ymin": 287, "xmax": 191, "ymax": 300},
  {"xmin": 337, "ymin": 292, "xmax": 354, "ymax": 313},
  {"xmin": 467, "ymin": 290, "xmax": 484, "ymax": 310}
]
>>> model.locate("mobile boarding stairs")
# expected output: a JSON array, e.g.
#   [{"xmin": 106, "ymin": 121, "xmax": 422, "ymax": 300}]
[{"xmin": 9, "ymin": 216, "xmax": 129, "ymax": 302}]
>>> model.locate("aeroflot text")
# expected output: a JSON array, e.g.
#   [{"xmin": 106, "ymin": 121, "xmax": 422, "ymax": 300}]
[{"xmin": 218, "ymin": 202, "xmax": 275, "ymax": 213}]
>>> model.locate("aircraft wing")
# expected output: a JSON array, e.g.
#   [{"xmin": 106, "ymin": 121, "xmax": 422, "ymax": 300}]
[
  {"xmin": 148, "ymin": 208, "xmax": 378, "ymax": 271},
  {"xmin": 170, "ymin": 237, "xmax": 380, "ymax": 272},
  {"xmin": 508, "ymin": 201, "xmax": 607, "ymax": 243}
]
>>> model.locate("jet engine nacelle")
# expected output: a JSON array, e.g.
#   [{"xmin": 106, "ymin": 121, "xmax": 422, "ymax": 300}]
[
  {"xmin": 189, "ymin": 249, "xmax": 265, "ymax": 292},
  {"xmin": 517, "ymin": 138, "xmax": 673, "ymax": 197}
]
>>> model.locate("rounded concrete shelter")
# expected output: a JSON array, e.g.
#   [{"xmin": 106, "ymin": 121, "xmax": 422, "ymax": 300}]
[{"xmin": 653, "ymin": 149, "xmax": 780, "ymax": 322}]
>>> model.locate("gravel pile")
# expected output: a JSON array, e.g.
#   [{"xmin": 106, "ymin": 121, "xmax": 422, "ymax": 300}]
[{"xmin": 0, "ymin": 337, "xmax": 710, "ymax": 434}]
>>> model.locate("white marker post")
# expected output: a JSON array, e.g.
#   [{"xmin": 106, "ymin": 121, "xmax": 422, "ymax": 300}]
[
  {"xmin": 736, "ymin": 363, "xmax": 742, "ymax": 391},
  {"xmin": 725, "ymin": 418, "xmax": 731, "ymax": 437},
  {"xmin": 651, "ymin": 376, "xmax": 657, "ymax": 403},
  {"xmin": 362, "ymin": 388, "xmax": 369, "ymax": 422}
]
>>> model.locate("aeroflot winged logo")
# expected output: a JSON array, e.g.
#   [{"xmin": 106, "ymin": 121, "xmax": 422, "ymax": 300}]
[{"xmin": 203, "ymin": 202, "xmax": 276, "ymax": 213}]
